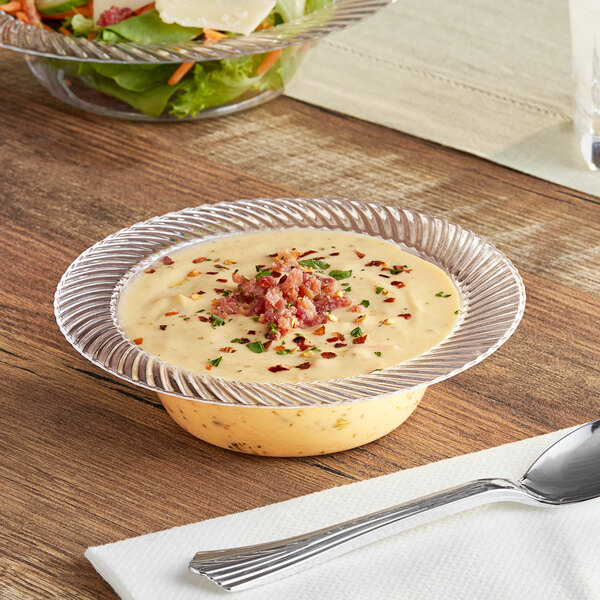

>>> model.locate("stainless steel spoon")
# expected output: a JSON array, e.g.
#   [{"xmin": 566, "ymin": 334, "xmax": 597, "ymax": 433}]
[{"xmin": 189, "ymin": 419, "xmax": 600, "ymax": 592}]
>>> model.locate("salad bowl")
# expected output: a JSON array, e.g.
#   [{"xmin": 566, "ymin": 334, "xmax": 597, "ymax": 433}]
[
  {"xmin": 0, "ymin": 0, "xmax": 388, "ymax": 120},
  {"xmin": 54, "ymin": 198, "xmax": 526, "ymax": 456}
]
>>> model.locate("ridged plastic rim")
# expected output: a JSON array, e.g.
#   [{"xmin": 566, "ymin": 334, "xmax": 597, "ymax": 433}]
[
  {"xmin": 0, "ymin": 0, "xmax": 388, "ymax": 63},
  {"xmin": 54, "ymin": 198, "xmax": 526, "ymax": 407}
]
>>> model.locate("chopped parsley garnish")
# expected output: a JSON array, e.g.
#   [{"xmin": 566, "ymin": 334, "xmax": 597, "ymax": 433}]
[
  {"xmin": 389, "ymin": 265, "xmax": 408, "ymax": 275},
  {"xmin": 267, "ymin": 322, "xmax": 279, "ymax": 335},
  {"xmin": 329, "ymin": 269, "xmax": 352, "ymax": 280},
  {"xmin": 309, "ymin": 346, "xmax": 320, "ymax": 352},
  {"xmin": 196, "ymin": 309, "xmax": 205, "ymax": 313},
  {"xmin": 344, "ymin": 286, "xmax": 352, "ymax": 292},
  {"xmin": 183, "ymin": 317, "xmax": 190, "ymax": 321},
  {"xmin": 210, "ymin": 314, "xmax": 225, "ymax": 328},
  {"xmin": 247, "ymin": 341, "xmax": 267, "ymax": 353},
  {"xmin": 208, "ymin": 356, "xmax": 223, "ymax": 367},
  {"xmin": 222, "ymin": 290, "xmax": 232, "ymax": 297},
  {"xmin": 231, "ymin": 338, "xmax": 244, "ymax": 343},
  {"xmin": 255, "ymin": 265, "xmax": 272, "ymax": 280},
  {"xmin": 287, "ymin": 301, "xmax": 296, "ymax": 307},
  {"xmin": 374, "ymin": 351, "xmax": 382, "ymax": 357},
  {"xmin": 276, "ymin": 349, "xmax": 291, "ymax": 355},
  {"xmin": 251, "ymin": 314, "xmax": 259, "ymax": 321},
  {"xmin": 375, "ymin": 286, "xmax": 384, "ymax": 294},
  {"xmin": 435, "ymin": 291, "xmax": 452, "ymax": 298},
  {"xmin": 359, "ymin": 299, "xmax": 370, "ymax": 308},
  {"xmin": 298, "ymin": 258, "xmax": 330, "ymax": 269},
  {"xmin": 350, "ymin": 327, "xmax": 363, "ymax": 337}
]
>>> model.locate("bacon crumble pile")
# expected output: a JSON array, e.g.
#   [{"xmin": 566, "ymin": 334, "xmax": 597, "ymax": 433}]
[{"xmin": 214, "ymin": 249, "xmax": 364, "ymax": 339}]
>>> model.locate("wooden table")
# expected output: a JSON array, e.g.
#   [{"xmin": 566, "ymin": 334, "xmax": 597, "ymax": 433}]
[{"xmin": 1, "ymin": 48, "xmax": 598, "ymax": 599}]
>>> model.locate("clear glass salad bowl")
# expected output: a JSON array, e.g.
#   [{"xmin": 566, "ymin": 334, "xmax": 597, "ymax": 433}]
[
  {"xmin": 0, "ymin": 0, "xmax": 388, "ymax": 120},
  {"xmin": 54, "ymin": 199, "xmax": 526, "ymax": 456}
]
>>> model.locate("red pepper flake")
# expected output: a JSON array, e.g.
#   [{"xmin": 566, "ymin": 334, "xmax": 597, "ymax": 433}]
[
  {"xmin": 321, "ymin": 352, "xmax": 337, "ymax": 359},
  {"xmin": 300, "ymin": 249, "xmax": 317, "ymax": 257},
  {"xmin": 187, "ymin": 269, "xmax": 201, "ymax": 277},
  {"xmin": 333, "ymin": 332, "xmax": 346, "ymax": 341},
  {"xmin": 144, "ymin": 268, "xmax": 155, "ymax": 274},
  {"xmin": 133, "ymin": 337, "xmax": 143, "ymax": 345},
  {"xmin": 293, "ymin": 336, "xmax": 306, "ymax": 344},
  {"xmin": 219, "ymin": 347, "xmax": 236, "ymax": 353},
  {"xmin": 214, "ymin": 288, "xmax": 225, "ymax": 293},
  {"xmin": 165, "ymin": 311, "xmax": 178, "ymax": 316},
  {"xmin": 354, "ymin": 250, "xmax": 366, "ymax": 259},
  {"xmin": 206, "ymin": 364, "xmax": 213, "ymax": 370},
  {"xmin": 326, "ymin": 337, "xmax": 339, "ymax": 343},
  {"xmin": 273, "ymin": 345, "xmax": 286, "ymax": 352},
  {"xmin": 206, "ymin": 271, "xmax": 218, "ymax": 275},
  {"xmin": 353, "ymin": 334, "xmax": 368, "ymax": 344},
  {"xmin": 384, "ymin": 298, "xmax": 395, "ymax": 303},
  {"xmin": 268, "ymin": 252, "xmax": 278, "ymax": 257},
  {"xmin": 270, "ymin": 270, "xmax": 282, "ymax": 278},
  {"xmin": 366, "ymin": 260, "xmax": 385, "ymax": 267},
  {"xmin": 391, "ymin": 281, "xmax": 406, "ymax": 288},
  {"xmin": 216, "ymin": 278, "xmax": 228, "ymax": 283},
  {"xmin": 162, "ymin": 256, "xmax": 174, "ymax": 265},
  {"xmin": 397, "ymin": 313, "xmax": 412, "ymax": 319},
  {"xmin": 192, "ymin": 257, "xmax": 207, "ymax": 263},
  {"xmin": 198, "ymin": 316, "xmax": 210, "ymax": 322},
  {"xmin": 394, "ymin": 265, "xmax": 412, "ymax": 273},
  {"xmin": 195, "ymin": 290, "xmax": 206, "ymax": 295},
  {"xmin": 313, "ymin": 325, "xmax": 326, "ymax": 335},
  {"xmin": 296, "ymin": 362, "xmax": 311, "ymax": 370},
  {"xmin": 334, "ymin": 343, "xmax": 347, "ymax": 348},
  {"xmin": 329, "ymin": 251, "xmax": 340, "ymax": 256},
  {"xmin": 159, "ymin": 325, "xmax": 167, "ymax": 331},
  {"xmin": 268, "ymin": 364, "xmax": 290, "ymax": 373},
  {"xmin": 279, "ymin": 274, "xmax": 288, "ymax": 285},
  {"xmin": 247, "ymin": 330, "xmax": 256, "ymax": 335},
  {"xmin": 379, "ymin": 274, "xmax": 391, "ymax": 279},
  {"xmin": 264, "ymin": 340, "xmax": 273, "ymax": 350}
]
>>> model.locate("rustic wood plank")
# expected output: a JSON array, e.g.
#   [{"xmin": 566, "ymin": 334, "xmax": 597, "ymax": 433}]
[{"xmin": 1, "ymin": 46, "xmax": 599, "ymax": 600}]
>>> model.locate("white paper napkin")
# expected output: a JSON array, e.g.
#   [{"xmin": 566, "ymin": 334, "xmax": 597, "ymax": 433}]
[{"xmin": 86, "ymin": 425, "xmax": 600, "ymax": 600}]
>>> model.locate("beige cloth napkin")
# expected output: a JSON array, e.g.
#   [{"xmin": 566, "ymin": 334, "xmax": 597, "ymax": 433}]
[
  {"xmin": 86, "ymin": 424, "xmax": 600, "ymax": 600},
  {"xmin": 286, "ymin": 0, "xmax": 600, "ymax": 196}
]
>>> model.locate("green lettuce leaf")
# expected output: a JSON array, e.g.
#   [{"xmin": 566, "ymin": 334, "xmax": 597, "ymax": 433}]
[{"xmin": 99, "ymin": 9, "xmax": 202, "ymax": 44}]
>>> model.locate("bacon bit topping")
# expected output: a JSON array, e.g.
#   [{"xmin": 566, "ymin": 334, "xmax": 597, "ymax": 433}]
[
  {"xmin": 321, "ymin": 352, "xmax": 337, "ymax": 359},
  {"xmin": 381, "ymin": 318, "xmax": 395, "ymax": 325},
  {"xmin": 219, "ymin": 347, "xmax": 236, "ymax": 353},
  {"xmin": 353, "ymin": 334, "xmax": 368, "ymax": 344},
  {"xmin": 313, "ymin": 325, "xmax": 326, "ymax": 335},
  {"xmin": 398, "ymin": 313, "xmax": 412, "ymax": 319},
  {"xmin": 268, "ymin": 365, "xmax": 290, "ymax": 373},
  {"xmin": 187, "ymin": 269, "xmax": 201, "ymax": 277},
  {"xmin": 354, "ymin": 250, "xmax": 366, "ymax": 259},
  {"xmin": 190, "ymin": 293, "xmax": 204, "ymax": 300},
  {"xmin": 165, "ymin": 311, "xmax": 178, "ymax": 316},
  {"xmin": 198, "ymin": 316, "xmax": 210, "ymax": 322},
  {"xmin": 133, "ymin": 337, "xmax": 143, "ymax": 345},
  {"xmin": 192, "ymin": 257, "xmax": 207, "ymax": 263},
  {"xmin": 366, "ymin": 260, "xmax": 385, "ymax": 267},
  {"xmin": 391, "ymin": 281, "xmax": 406, "ymax": 288},
  {"xmin": 384, "ymin": 298, "xmax": 395, "ymax": 303},
  {"xmin": 159, "ymin": 325, "xmax": 167, "ymax": 331},
  {"xmin": 296, "ymin": 362, "xmax": 311, "ymax": 370},
  {"xmin": 144, "ymin": 268, "xmax": 155, "ymax": 274},
  {"xmin": 223, "ymin": 259, "xmax": 237, "ymax": 265},
  {"xmin": 206, "ymin": 271, "xmax": 218, "ymax": 275},
  {"xmin": 162, "ymin": 256, "xmax": 174, "ymax": 265},
  {"xmin": 334, "ymin": 343, "xmax": 347, "ymax": 348}
]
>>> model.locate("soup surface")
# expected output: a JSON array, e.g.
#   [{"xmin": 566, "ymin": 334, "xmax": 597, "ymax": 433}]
[{"xmin": 118, "ymin": 229, "xmax": 460, "ymax": 382}]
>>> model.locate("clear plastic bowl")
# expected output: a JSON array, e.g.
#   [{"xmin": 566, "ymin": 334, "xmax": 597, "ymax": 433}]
[
  {"xmin": 54, "ymin": 199, "xmax": 526, "ymax": 456},
  {"xmin": 0, "ymin": 0, "xmax": 388, "ymax": 120}
]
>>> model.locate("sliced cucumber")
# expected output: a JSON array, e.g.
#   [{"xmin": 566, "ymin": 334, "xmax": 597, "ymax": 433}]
[{"xmin": 36, "ymin": 0, "xmax": 89, "ymax": 16}]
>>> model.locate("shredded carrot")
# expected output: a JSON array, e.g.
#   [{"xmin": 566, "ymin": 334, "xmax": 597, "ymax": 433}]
[
  {"xmin": 168, "ymin": 61, "xmax": 194, "ymax": 86},
  {"xmin": 74, "ymin": 1, "xmax": 92, "ymax": 16},
  {"xmin": 256, "ymin": 49, "xmax": 282, "ymax": 75},
  {"xmin": 255, "ymin": 19, "xmax": 272, "ymax": 30},
  {"xmin": 204, "ymin": 28, "xmax": 227, "ymax": 40},
  {"xmin": 0, "ymin": 1, "xmax": 22, "ymax": 13},
  {"xmin": 87, "ymin": 29, "xmax": 96, "ymax": 39},
  {"xmin": 59, "ymin": 25, "xmax": 71, "ymax": 35},
  {"xmin": 15, "ymin": 9, "xmax": 27, "ymax": 21},
  {"xmin": 133, "ymin": 1, "xmax": 154, "ymax": 15}
]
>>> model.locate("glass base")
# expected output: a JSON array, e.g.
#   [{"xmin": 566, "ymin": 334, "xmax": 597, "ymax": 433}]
[{"xmin": 26, "ymin": 55, "xmax": 282, "ymax": 121}]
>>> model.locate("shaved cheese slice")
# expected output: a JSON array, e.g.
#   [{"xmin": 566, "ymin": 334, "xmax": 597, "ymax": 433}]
[
  {"xmin": 156, "ymin": 0, "xmax": 276, "ymax": 35},
  {"xmin": 93, "ymin": 0, "xmax": 150, "ymax": 25}
]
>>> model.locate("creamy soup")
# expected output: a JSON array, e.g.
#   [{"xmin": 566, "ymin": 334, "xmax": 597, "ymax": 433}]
[{"xmin": 118, "ymin": 229, "xmax": 460, "ymax": 382}]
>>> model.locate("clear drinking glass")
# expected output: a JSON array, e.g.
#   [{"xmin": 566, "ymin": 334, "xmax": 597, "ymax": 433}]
[{"xmin": 569, "ymin": 0, "xmax": 600, "ymax": 169}]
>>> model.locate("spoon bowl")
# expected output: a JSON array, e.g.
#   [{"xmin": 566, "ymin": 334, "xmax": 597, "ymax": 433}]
[{"xmin": 190, "ymin": 419, "xmax": 600, "ymax": 591}]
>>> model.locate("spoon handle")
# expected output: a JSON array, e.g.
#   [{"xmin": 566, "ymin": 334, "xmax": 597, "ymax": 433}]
[{"xmin": 190, "ymin": 478, "xmax": 534, "ymax": 592}]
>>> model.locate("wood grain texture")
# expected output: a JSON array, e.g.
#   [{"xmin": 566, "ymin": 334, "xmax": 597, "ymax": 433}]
[{"xmin": 0, "ymin": 47, "xmax": 599, "ymax": 600}]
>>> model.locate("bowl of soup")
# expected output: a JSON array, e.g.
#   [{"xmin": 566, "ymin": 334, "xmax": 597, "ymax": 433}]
[{"xmin": 54, "ymin": 198, "xmax": 525, "ymax": 456}]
